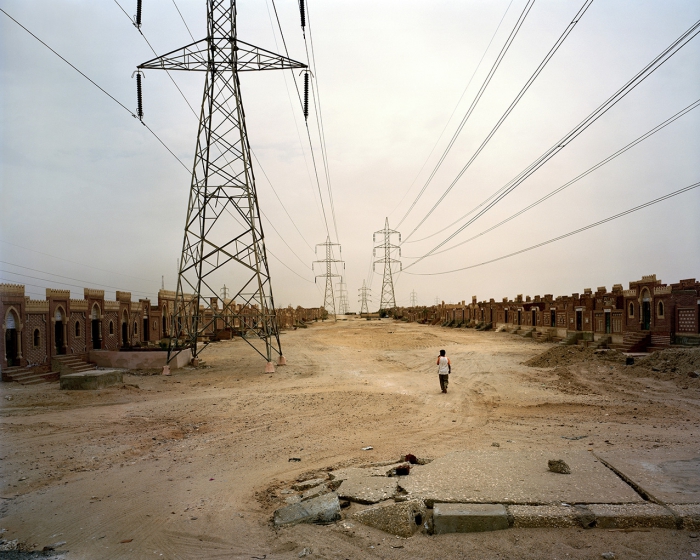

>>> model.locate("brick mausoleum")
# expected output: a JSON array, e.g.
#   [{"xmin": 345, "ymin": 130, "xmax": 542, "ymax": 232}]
[
  {"xmin": 397, "ymin": 274, "xmax": 700, "ymax": 351},
  {"xmin": 0, "ymin": 285, "xmax": 323, "ymax": 382}
]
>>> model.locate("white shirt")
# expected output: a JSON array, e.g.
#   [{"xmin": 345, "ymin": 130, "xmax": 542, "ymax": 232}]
[{"xmin": 437, "ymin": 356, "xmax": 450, "ymax": 374}]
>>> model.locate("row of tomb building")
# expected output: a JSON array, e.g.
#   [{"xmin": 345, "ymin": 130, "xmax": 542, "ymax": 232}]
[
  {"xmin": 0, "ymin": 284, "xmax": 324, "ymax": 377},
  {"xmin": 395, "ymin": 274, "xmax": 700, "ymax": 351}
]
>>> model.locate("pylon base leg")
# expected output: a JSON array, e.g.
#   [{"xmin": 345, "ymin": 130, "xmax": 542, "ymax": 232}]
[
  {"xmin": 265, "ymin": 361, "xmax": 275, "ymax": 373},
  {"xmin": 161, "ymin": 365, "xmax": 171, "ymax": 376},
  {"xmin": 277, "ymin": 355, "xmax": 287, "ymax": 366},
  {"xmin": 191, "ymin": 358, "xmax": 200, "ymax": 367}
]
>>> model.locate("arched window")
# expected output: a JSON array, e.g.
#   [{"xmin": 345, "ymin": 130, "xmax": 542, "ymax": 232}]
[
  {"xmin": 109, "ymin": 321, "xmax": 114, "ymax": 335},
  {"xmin": 629, "ymin": 302, "xmax": 634, "ymax": 317},
  {"xmin": 75, "ymin": 321, "xmax": 81, "ymax": 337},
  {"xmin": 657, "ymin": 301, "xmax": 664, "ymax": 318},
  {"xmin": 33, "ymin": 329, "xmax": 40, "ymax": 347}
]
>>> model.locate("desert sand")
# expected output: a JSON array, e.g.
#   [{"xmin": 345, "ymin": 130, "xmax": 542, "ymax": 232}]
[{"xmin": 1, "ymin": 318, "xmax": 699, "ymax": 559}]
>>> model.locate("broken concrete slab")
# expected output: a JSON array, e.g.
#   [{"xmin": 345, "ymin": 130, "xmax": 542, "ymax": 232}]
[
  {"xmin": 433, "ymin": 503, "xmax": 509, "ymax": 534},
  {"xmin": 353, "ymin": 499, "xmax": 426, "ymax": 538},
  {"xmin": 60, "ymin": 369, "xmax": 122, "ymax": 390},
  {"xmin": 668, "ymin": 504, "xmax": 700, "ymax": 530},
  {"xmin": 594, "ymin": 449, "xmax": 700, "ymax": 504},
  {"xmin": 587, "ymin": 503, "xmax": 676, "ymax": 529},
  {"xmin": 337, "ymin": 472, "xmax": 398, "ymax": 504},
  {"xmin": 508, "ymin": 505, "xmax": 578, "ymax": 528},
  {"xmin": 273, "ymin": 492, "xmax": 340, "ymax": 526},
  {"xmin": 301, "ymin": 483, "xmax": 329, "ymax": 501},
  {"xmin": 400, "ymin": 450, "xmax": 642, "ymax": 506},
  {"xmin": 292, "ymin": 478, "xmax": 326, "ymax": 491}
]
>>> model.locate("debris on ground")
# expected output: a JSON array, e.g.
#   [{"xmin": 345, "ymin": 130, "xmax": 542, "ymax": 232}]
[{"xmin": 548, "ymin": 459, "xmax": 571, "ymax": 474}]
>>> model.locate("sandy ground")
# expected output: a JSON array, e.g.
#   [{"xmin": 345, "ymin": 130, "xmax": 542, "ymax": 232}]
[{"xmin": 1, "ymin": 318, "xmax": 699, "ymax": 559}]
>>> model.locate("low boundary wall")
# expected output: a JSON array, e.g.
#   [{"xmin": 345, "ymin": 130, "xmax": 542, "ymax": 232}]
[{"xmin": 88, "ymin": 349, "xmax": 192, "ymax": 370}]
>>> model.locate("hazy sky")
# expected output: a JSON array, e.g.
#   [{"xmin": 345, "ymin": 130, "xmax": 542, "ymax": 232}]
[{"xmin": 1, "ymin": 0, "xmax": 699, "ymax": 310}]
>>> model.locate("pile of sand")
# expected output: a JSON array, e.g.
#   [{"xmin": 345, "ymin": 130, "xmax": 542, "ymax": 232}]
[
  {"xmin": 632, "ymin": 347, "xmax": 700, "ymax": 375},
  {"xmin": 524, "ymin": 345, "xmax": 625, "ymax": 368}
]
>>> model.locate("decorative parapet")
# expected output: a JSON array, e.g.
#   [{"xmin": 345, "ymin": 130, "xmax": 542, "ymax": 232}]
[
  {"xmin": 84, "ymin": 288, "xmax": 105, "ymax": 299},
  {"xmin": 25, "ymin": 299, "xmax": 49, "ymax": 313},
  {"xmin": 654, "ymin": 285, "xmax": 672, "ymax": 295},
  {"xmin": 612, "ymin": 284, "xmax": 623, "ymax": 292},
  {"xmin": 623, "ymin": 289, "xmax": 637, "ymax": 297},
  {"xmin": 104, "ymin": 301, "xmax": 120, "ymax": 311},
  {"xmin": 0, "ymin": 283, "xmax": 25, "ymax": 297},
  {"xmin": 69, "ymin": 299, "xmax": 88, "ymax": 311},
  {"xmin": 130, "ymin": 302, "xmax": 141, "ymax": 312},
  {"xmin": 641, "ymin": 274, "xmax": 657, "ymax": 283},
  {"xmin": 116, "ymin": 291, "xmax": 132, "ymax": 302},
  {"xmin": 46, "ymin": 288, "xmax": 70, "ymax": 299},
  {"xmin": 158, "ymin": 289, "xmax": 176, "ymax": 299}
]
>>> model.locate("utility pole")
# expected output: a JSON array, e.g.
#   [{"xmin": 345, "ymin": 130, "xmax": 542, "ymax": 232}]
[
  {"xmin": 358, "ymin": 280, "xmax": 372, "ymax": 314},
  {"xmin": 220, "ymin": 285, "xmax": 230, "ymax": 300},
  {"xmin": 137, "ymin": 1, "xmax": 306, "ymax": 370},
  {"xmin": 335, "ymin": 277, "xmax": 349, "ymax": 315},
  {"xmin": 410, "ymin": 289, "xmax": 418, "ymax": 307},
  {"xmin": 373, "ymin": 218, "xmax": 401, "ymax": 312},
  {"xmin": 313, "ymin": 236, "xmax": 344, "ymax": 319}
]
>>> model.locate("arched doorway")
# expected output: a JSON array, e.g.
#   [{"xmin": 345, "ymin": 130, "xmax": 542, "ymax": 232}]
[
  {"xmin": 143, "ymin": 314, "xmax": 149, "ymax": 343},
  {"xmin": 641, "ymin": 289, "xmax": 651, "ymax": 331},
  {"xmin": 54, "ymin": 308, "xmax": 66, "ymax": 355},
  {"xmin": 531, "ymin": 309, "xmax": 537, "ymax": 327},
  {"xmin": 504, "ymin": 309, "xmax": 509, "ymax": 324},
  {"xmin": 91, "ymin": 305, "xmax": 102, "ymax": 350},
  {"xmin": 121, "ymin": 311, "xmax": 129, "ymax": 348},
  {"xmin": 551, "ymin": 310, "xmax": 556, "ymax": 328},
  {"xmin": 4, "ymin": 310, "xmax": 20, "ymax": 366}
]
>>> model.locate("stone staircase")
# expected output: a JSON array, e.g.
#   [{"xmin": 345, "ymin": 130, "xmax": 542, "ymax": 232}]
[
  {"xmin": 518, "ymin": 327, "xmax": 534, "ymax": 338},
  {"xmin": 532, "ymin": 328, "xmax": 556, "ymax": 343},
  {"xmin": 3, "ymin": 366, "xmax": 59, "ymax": 385},
  {"xmin": 51, "ymin": 354, "xmax": 97, "ymax": 377},
  {"xmin": 610, "ymin": 332, "xmax": 650, "ymax": 353},
  {"xmin": 559, "ymin": 332, "xmax": 583, "ymax": 346}
]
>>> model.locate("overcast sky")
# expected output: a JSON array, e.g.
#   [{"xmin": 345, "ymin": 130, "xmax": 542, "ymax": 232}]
[{"xmin": 1, "ymin": 0, "xmax": 699, "ymax": 310}]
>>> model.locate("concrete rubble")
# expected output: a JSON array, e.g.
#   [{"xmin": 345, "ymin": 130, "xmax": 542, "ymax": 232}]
[
  {"xmin": 353, "ymin": 499, "xmax": 427, "ymax": 537},
  {"xmin": 272, "ymin": 449, "xmax": 700, "ymax": 536},
  {"xmin": 273, "ymin": 493, "xmax": 340, "ymax": 526}
]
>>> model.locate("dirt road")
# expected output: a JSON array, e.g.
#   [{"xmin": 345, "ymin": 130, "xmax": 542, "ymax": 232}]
[{"xmin": 1, "ymin": 319, "xmax": 699, "ymax": 559}]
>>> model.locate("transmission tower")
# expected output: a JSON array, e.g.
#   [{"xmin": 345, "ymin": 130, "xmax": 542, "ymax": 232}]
[
  {"xmin": 136, "ymin": 2, "xmax": 306, "ymax": 369},
  {"xmin": 410, "ymin": 289, "xmax": 418, "ymax": 307},
  {"xmin": 336, "ymin": 277, "xmax": 349, "ymax": 315},
  {"xmin": 373, "ymin": 218, "xmax": 401, "ymax": 311},
  {"xmin": 358, "ymin": 280, "xmax": 372, "ymax": 314},
  {"xmin": 434, "ymin": 297, "xmax": 440, "ymax": 306},
  {"xmin": 313, "ymin": 237, "xmax": 344, "ymax": 318}
]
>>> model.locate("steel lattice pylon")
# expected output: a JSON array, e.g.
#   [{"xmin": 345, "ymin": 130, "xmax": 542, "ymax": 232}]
[
  {"xmin": 373, "ymin": 217, "xmax": 401, "ymax": 312},
  {"xmin": 137, "ymin": 1, "xmax": 306, "ymax": 365},
  {"xmin": 358, "ymin": 280, "xmax": 372, "ymax": 314},
  {"xmin": 312, "ymin": 237, "xmax": 343, "ymax": 319}
]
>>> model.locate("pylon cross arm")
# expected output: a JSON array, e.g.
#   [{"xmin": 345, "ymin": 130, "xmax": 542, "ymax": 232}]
[{"xmin": 138, "ymin": 38, "xmax": 307, "ymax": 72}]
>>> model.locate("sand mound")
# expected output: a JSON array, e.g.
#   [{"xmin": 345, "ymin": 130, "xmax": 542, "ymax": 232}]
[
  {"xmin": 524, "ymin": 345, "xmax": 625, "ymax": 368},
  {"xmin": 632, "ymin": 347, "xmax": 700, "ymax": 375}
]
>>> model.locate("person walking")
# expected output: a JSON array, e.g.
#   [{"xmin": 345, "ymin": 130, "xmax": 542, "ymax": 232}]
[{"xmin": 436, "ymin": 349, "xmax": 451, "ymax": 393}]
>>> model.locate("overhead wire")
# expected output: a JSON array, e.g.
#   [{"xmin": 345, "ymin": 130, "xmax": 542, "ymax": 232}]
[
  {"xmin": 404, "ymin": 18, "xmax": 700, "ymax": 270},
  {"xmin": 404, "ymin": 181, "xmax": 700, "ymax": 276},
  {"xmin": 395, "ymin": 0, "xmax": 537, "ymax": 229},
  {"xmin": 388, "ymin": 0, "xmax": 515, "ymax": 219},
  {"xmin": 405, "ymin": 97, "xmax": 700, "ymax": 257},
  {"xmin": 402, "ymin": 0, "xmax": 595, "ymax": 243}
]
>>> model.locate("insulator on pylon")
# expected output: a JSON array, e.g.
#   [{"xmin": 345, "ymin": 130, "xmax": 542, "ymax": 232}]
[
  {"xmin": 303, "ymin": 71, "xmax": 309, "ymax": 121},
  {"xmin": 134, "ymin": 0, "xmax": 142, "ymax": 29},
  {"xmin": 300, "ymin": 0, "xmax": 306, "ymax": 31},
  {"xmin": 136, "ymin": 72, "xmax": 144, "ymax": 121}
]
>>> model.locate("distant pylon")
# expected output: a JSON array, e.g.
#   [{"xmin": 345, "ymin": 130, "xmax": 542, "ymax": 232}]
[
  {"xmin": 336, "ymin": 277, "xmax": 349, "ymax": 315},
  {"xmin": 434, "ymin": 296, "xmax": 440, "ymax": 306},
  {"xmin": 373, "ymin": 218, "xmax": 401, "ymax": 311},
  {"xmin": 358, "ymin": 280, "xmax": 372, "ymax": 314},
  {"xmin": 410, "ymin": 289, "xmax": 418, "ymax": 307},
  {"xmin": 313, "ymin": 236, "xmax": 344, "ymax": 318}
]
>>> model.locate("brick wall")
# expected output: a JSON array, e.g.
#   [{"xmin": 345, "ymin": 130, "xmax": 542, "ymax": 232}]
[
  {"xmin": 24, "ymin": 314, "xmax": 47, "ymax": 365},
  {"xmin": 70, "ymin": 313, "xmax": 86, "ymax": 354}
]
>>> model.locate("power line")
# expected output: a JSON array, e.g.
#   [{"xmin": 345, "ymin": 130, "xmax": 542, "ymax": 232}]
[
  {"xmin": 406, "ymin": 97, "xmax": 700, "ymax": 257},
  {"xmin": 171, "ymin": 0, "xmax": 196, "ymax": 42},
  {"xmin": 405, "ymin": 18, "xmax": 700, "ymax": 270},
  {"xmin": 0, "ymin": 268, "xmax": 154, "ymax": 297},
  {"xmin": 396, "ymin": 0, "xmax": 536, "ymax": 229},
  {"xmin": 402, "ymin": 0, "xmax": 595, "ymax": 242},
  {"xmin": 0, "ymin": 7, "xmax": 190, "ymax": 173},
  {"xmin": 404, "ymin": 181, "xmax": 700, "ymax": 276},
  {"xmin": 388, "ymin": 0, "xmax": 515, "ymax": 220}
]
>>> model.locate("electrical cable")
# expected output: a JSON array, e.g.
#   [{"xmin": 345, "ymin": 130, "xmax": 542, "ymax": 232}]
[
  {"xmin": 0, "ymin": 7, "xmax": 190, "ymax": 174},
  {"xmin": 396, "ymin": 0, "xmax": 537, "ymax": 229},
  {"xmin": 388, "ymin": 0, "xmax": 514, "ymax": 219},
  {"xmin": 404, "ymin": 18, "xmax": 700, "ymax": 270},
  {"xmin": 404, "ymin": 97, "xmax": 700, "ymax": 256},
  {"xmin": 402, "ymin": 0, "xmax": 595, "ymax": 242},
  {"xmin": 404, "ymin": 181, "xmax": 700, "ymax": 276}
]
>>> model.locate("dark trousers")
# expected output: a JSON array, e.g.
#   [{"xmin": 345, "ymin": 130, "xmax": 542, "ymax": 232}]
[{"xmin": 439, "ymin": 374, "xmax": 449, "ymax": 392}]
